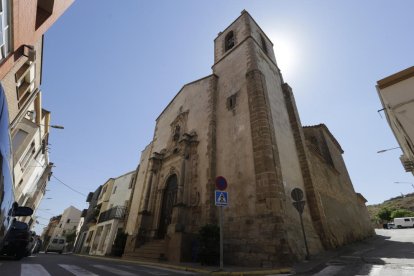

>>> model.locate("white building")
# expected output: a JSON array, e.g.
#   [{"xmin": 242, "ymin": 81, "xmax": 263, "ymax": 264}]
[
  {"xmin": 377, "ymin": 66, "xmax": 414, "ymax": 175},
  {"xmin": 51, "ymin": 206, "xmax": 81, "ymax": 239},
  {"xmin": 88, "ymin": 171, "xmax": 134, "ymax": 256}
]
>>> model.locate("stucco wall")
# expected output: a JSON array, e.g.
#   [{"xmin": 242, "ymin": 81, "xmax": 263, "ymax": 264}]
[
  {"xmin": 125, "ymin": 144, "xmax": 152, "ymax": 235},
  {"xmin": 152, "ymin": 76, "xmax": 214, "ymax": 227}
]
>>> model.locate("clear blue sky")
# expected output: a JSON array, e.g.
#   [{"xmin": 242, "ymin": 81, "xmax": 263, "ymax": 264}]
[{"xmin": 34, "ymin": 0, "xmax": 414, "ymax": 233}]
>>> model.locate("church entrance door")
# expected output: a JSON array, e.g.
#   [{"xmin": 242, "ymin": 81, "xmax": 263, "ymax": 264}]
[{"xmin": 158, "ymin": 174, "xmax": 178, "ymax": 239}]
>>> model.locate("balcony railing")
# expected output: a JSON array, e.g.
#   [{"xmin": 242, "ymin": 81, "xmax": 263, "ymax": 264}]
[{"xmin": 97, "ymin": 206, "xmax": 126, "ymax": 223}]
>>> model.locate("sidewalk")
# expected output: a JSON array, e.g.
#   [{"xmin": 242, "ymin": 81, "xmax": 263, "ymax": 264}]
[
  {"xmin": 292, "ymin": 234, "xmax": 382, "ymax": 275},
  {"xmin": 74, "ymin": 234, "xmax": 382, "ymax": 276}
]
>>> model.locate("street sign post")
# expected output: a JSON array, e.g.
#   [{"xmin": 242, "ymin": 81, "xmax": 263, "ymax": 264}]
[
  {"xmin": 215, "ymin": 191, "xmax": 228, "ymax": 206},
  {"xmin": 215, "ymin": 176, "xmax": 228, "ymax": 191},
  {"xmin": 291, "ymin": 187, "xmax": 309, "ymax": 260},
  {"xmin": 214, "ymin": 176, "xmax": 228, "ymax": 270}
]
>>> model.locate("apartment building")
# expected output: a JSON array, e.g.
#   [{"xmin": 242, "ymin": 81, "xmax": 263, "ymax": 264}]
[
  {"xmin": 0, "ymin": 0, "xmax": 73, "ymax": 227},
  {"xmin": 73, "ymin": 185, "xmax": 102, "ymax": 254},
  {"xmin": 377, "ymin": 66, "xmax": 414, "ymax": 175},
  {"xmin": 85, "ymin": 171, "xmax": 135, "ymax": 256},
  {"xmin": 50, "ymin": 205, "xmax": 81, "ymax": 239}
]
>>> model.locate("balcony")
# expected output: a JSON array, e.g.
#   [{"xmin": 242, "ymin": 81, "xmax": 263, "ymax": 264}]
[{"xmin": 97, "ymin": 206, "xmax": 126, "ymax": 223}]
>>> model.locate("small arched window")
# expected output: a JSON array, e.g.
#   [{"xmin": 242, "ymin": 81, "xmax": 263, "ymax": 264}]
[
  {"xmin": 261, "ymin": 35, "xmax": 268, "ymax": 54},
  {"xmin": 225, "ymin": 31, "xmax": 235, "ymax": 51}
]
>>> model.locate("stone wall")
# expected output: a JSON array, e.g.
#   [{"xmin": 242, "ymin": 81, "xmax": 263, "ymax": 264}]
[{"xmin": 304, "ymin": 125, "xmax": 374, "ymax": 247}]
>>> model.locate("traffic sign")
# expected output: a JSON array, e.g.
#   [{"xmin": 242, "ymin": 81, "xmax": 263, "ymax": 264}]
[
  {"xmin": 215, "ymin": 176, "xmax": 228, "ymax": 191},
  {"xmin": 215, "ymin": 190, "xmax": 228, "ymax": 206},
  {"xmin": 293, "ymin": 200, "xmax": 306, "ymax": 214},
  {"xmin": 291, "ymin": 188, "xmax": 304, "ymax": 202}
]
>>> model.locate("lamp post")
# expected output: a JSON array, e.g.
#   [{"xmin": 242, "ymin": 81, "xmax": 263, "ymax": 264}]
[
  {"xmin": 394, "ymin": 181, "xmax": 414, "ymax": 191},
  {"xmin": 38, "ymin": 124, "xmax": 64, "ymax": 129},
  {"xmin": 377, "ymin": 147, "xmax": 401, "ymax": 153}
]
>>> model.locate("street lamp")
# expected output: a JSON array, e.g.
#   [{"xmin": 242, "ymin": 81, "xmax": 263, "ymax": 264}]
[
  {"xmin": 38, "ymin": 124, "xmax": 64, "ymax": 129},
  {"xmin": 377, "ymin": 146, "xmax": 401, "ymax": 153}
]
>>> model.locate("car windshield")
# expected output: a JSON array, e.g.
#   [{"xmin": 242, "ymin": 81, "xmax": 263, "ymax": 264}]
[
  {"xmin": 52, "ymin": 239, "xmax": 58, "ymax": 243},
  {"xmin": 59, "ymin": 239, "xmax": 65, "ymax": 244}
]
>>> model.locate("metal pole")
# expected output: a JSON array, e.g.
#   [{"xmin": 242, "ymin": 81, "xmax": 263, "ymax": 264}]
[
  {"xmin": 219, "ymin": 206, "xmax": 224, "ymax": 269},
  {"xmin": 299, "ymin": 213, "xmax": 309, "ymax": 260}
]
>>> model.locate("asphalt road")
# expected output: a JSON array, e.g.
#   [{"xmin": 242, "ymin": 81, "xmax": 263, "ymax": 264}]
[
  {"xmin": 0, "ymin": 253, "xmax": 199, "ymax": 276},
  {"xmin": 311, "ymin": 228, "xmax": 414, "ymax": 276}
]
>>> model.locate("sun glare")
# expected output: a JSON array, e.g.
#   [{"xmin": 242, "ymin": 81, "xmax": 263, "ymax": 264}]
[{"xmin": 267, "ymin": 31, "xmax": 300, "ymax": 81}]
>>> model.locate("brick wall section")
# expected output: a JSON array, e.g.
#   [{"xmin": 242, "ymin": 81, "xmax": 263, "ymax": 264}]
[
  {"xmin": 244, "ymin": 69, "xmax": 293, "ymax": 265},
  {"xmin": 205, "ymin": 75, "xmax": 218, "ymax": 224},
  {"xmin": 282, "ymin": 83, "xmax": 330, "ymax": 248}
]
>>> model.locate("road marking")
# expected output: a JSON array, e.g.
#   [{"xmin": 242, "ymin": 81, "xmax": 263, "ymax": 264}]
[
  {"xmin": 313, "ymin": 265, "xmax": 345, "ymax": 276},
  {"xmin": 93, "ymin": 265, "xmax": 139, "ymax": 276},
  {"xmin": 59, "ymin": 264, "xmax": 98, "ymax": 276},
  {"xmin": 22, "ymin": 264, "xmax": 50, "ymax": 276},
  {"xmin": 117, "ymin": 265, "xmax": 169, "ymax": 275},
  {"xmin": 141, "ymin": 264, "xmax": 196, "ymax": 275}
]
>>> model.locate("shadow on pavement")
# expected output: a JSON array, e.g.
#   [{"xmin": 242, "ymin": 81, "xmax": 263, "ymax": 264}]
[{"xmin": 293, "ymin": 230, "xmax": 414, "ymax": 275}]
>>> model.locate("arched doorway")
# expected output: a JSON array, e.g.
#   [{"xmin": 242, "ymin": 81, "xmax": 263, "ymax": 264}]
[{"xmin": 158, "ymin": 174, "xmax": 178, "ymax": 239}]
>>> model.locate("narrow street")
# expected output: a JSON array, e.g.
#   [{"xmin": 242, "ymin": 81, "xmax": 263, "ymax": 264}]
[
  {"xmin": 0, "ymin": 253, "xmax": 199, "ymax": 276},
  {"xmin": 307, "ymin": 229, "xmax": 414, "ymax": 275}
]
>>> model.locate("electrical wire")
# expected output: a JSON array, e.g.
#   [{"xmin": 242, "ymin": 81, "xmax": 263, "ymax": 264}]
[
  {"xmin": 33, "ymin": 158, "xmax": 87, "ymax": 197},
  {"xmin": 50, "ymin": 174, "xmax": 87, "ymax": 197}
]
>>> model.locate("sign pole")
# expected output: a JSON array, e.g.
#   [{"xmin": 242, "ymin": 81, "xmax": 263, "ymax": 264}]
[
  {"xmin": 219, "ymin": 205, "xmax": 224, "ymax": 269},
  {"xmin": 291, "ymin": 188, "xmax": 309, "ymax": 260},
  {"xmin": 215, "ymin": 176, "xmax": 228, "ymax": 270},
  {"xmin": 299, "ymin": 211, "xmax": 309, "ymax": 260}
]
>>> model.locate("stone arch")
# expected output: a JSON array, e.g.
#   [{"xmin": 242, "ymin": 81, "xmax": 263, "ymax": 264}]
[{"xmin": 157, "ymin": 173, "xmax": 178, "ymax": 238}]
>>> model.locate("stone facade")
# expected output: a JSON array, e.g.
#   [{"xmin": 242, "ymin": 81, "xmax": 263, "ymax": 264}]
[{"xmin": 124, "ymin": 11, "xmax": 373, "ymax": 267}]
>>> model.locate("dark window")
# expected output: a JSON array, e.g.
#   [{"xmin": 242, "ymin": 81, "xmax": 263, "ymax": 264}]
[
  {"xmin": 404, "ymin": 218, "xmax": 410, "ymax": 222},
  {"xmin": 113, "ymin": 186, "xmax": 117, "ymax": 194},
  {"xmin": 226, "ymin": 94, "xmax": 237, "ymax": 110},
  {"xmin": 261, "ymin": 35, "xmax": 268, "ymax": 54},
  {"xmin": 66, "ymin": 219, "xmax": 70, "ymax": 223},
  {"xmin": 225, "ymin": 31, "xmax": 235, "ymax": 51},
  {"xmin": 36, "ymin": 0, "xmax": 54, "ymax": 30}
]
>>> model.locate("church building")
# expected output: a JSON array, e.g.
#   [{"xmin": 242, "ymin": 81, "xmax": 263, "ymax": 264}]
[{"xmin": 123, "ymin": 11, "xmax": 373, "ymax": 267}]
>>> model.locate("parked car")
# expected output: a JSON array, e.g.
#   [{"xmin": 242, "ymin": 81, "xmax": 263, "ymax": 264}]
[
  {"xmin": 394, "ymin": 217, "xmax": 414, "ymax": 228},
  {"xmin": 0, "ymin": 84, "xmax": 34, "ymax": 260},
  {"xmin": 387, "ymin": 222, "xmax": 396, "ymax": 229},
  {"xmin": 25, "ymin": 231, "xmax": 38, "ymax": 256},
  {"xmin": 31, "ymin": 236, "xmax": 43, "ymax": 254},
  {"xmin": 45, "ymin": 237, "xmax": 66, "ymax": 254}
]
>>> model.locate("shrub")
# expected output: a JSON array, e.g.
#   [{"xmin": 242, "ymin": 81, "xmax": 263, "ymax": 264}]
[
  {"xmin": 198, "ymin": 224, "xmax": 220, "ymax": 265},
  {"xmin": 390, "ymin": 209, "xmax": 414, "ymax": 219}
]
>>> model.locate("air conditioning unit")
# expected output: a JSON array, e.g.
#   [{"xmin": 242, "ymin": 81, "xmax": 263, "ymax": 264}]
[
  {"xmin": 23, "ymin": 45, "xmax": 36, "ymax": 62},
  {"xmin": 27, "ymin": 48, "xmax": 36, "ymax": 62}
]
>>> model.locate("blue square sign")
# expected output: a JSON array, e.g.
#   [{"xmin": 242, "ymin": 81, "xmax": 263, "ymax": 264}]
[{"xmin": 215, "ymin": 190, "xmax": 228, "ymax": 206}]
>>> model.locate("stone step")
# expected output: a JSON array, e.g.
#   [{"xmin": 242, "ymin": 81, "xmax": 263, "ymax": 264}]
[{"xmin": 123, "ymin": 239, "xmax": 167, "ymax": 262}]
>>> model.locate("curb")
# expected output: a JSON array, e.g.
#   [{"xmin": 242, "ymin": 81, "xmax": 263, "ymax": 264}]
[
  {"xmin": 209, "ymin": 268, "xmax": 291, "ymax": 275},
  {"xmin": 73, "ymin": 254, "xmax": 291, "ymax": 275}
]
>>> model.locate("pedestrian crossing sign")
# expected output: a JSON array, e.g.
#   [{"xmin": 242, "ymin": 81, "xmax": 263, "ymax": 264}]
[{"xmin": 215, "ymin": 190, "xmax": 228, "ymax": 206}]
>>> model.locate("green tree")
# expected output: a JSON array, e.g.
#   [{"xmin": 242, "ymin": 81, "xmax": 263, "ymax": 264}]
[
  {"xmin": 376, "ymin": 207, "xmax": 393, "ymax": 222},
  {"xmin": 390, "ymin": 209, "xmax": 414, "ymax": 219}
]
